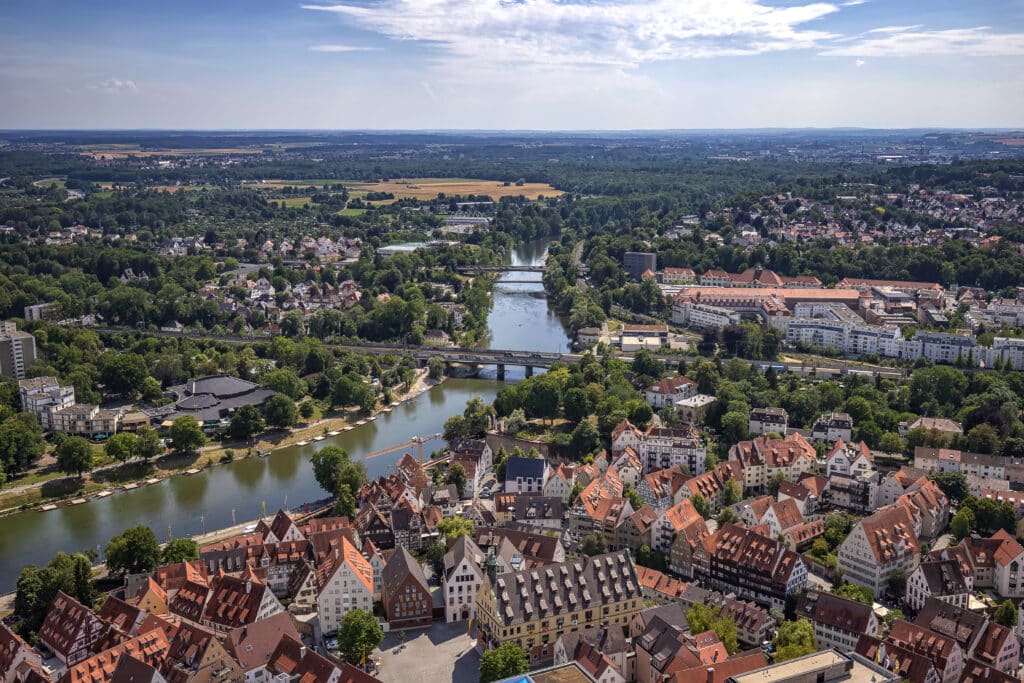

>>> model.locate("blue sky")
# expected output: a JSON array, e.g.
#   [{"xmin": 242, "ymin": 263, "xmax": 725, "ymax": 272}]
[{"xmin": 1, "ymin": 0, "xmax": 1022, "ymax": 129}]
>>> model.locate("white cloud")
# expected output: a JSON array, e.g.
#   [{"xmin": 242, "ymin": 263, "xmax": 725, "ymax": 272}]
[
  {"xmin": 855, "ymin": 59, "xmax": 865, "ymax": 67},
  {"xmin": 309, "ymin": 44, "xmax": 381, "ymax": 52},
  {"xmin": 302, "ymin": 0, "xmax": 841, "ymax": 69},
  {"xmin": 821, "ymin": 26, "xmax": 1024, "ymax": 57},
  {"xmin": 841, "ymin": 0, "xmax": 868, "ymax": 6},
  {"xmin": 92, "ymin": 78, "xmax": 138, "ymax": 93}
]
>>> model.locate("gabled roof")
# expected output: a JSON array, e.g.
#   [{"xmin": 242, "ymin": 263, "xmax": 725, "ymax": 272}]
[
  {"xmin": 855, "ymin": 634, "xmax": 938, "ymax": 683},
  {"xmin": 60, "ymin": 628, "xmax": 170, "ymax": 683},
  {"xmin": 505, "ymin": 456, "xmax": 546, "ymax": 481},
  {"xmin": 39, "ymin": 591, "xmax": 104, "ymax": 660},
  {"xmin": 915, "ymin": 559, "xmax": 969, "ymax": 596},
  {"xmin": 662, "ymin": 499, "xmax": 708, "ymax": 546},
  {"xmin": 669, "ymin": 650, "xmax": 767, "ymax": 683},
  {"xmin": 915, "ymin": 597, "xmax": 1013, "ymax": 666},
  {"xmin": 267, "ymin": 509, "xmax": 299, "ymax": 542},
  {"xmin": 201, "ymin": 573, "xmax": 270, "ymax": 629},
  {"xmin": 796, "ymin": 590, "xmax": 874, "ymax": 633},
  {"xmin": 0, "ymin": 622, "xmax": 38, "ymax": 679},
  {"xmin": 857, "ymin": 504, "xmax": 920, "ymax": 564},
  {"xmin": 769, "ymin": 498, "xmax": 804, "ymax": 532},
  {"xmin": 991, "ymin": 529, "xmax": 1024, "ymax": 567},
  {"xmin": 381, "ymin": 546, "xmax": 429, "ymax": 599},
  {"xmin": 225, "ymin": 612, "xmax": 300, "ymax": 672},
  {"xmin": 646, "ymin": 376, "xmax": 696, "ymax": 396},
  {"xmin": 267, "ymin": 635, "xmax": 341, "ymax": 683},
  {"xmin": 315, "ymin": 534, "xmax": 374, "ymax": 594},
  {"xmin": 443, "ymin": 535, "xmax": 486, "ymax": 580},
  {"xmin": 701, "ymin": 524, "xmax": 803, "ymax": 583},
  {"xmin": 636, "ymin": 566, "xmax": 689, "ymax": 600},
  {"xmin": 886, "ymin": 619, "xmax": 959, "ymax": 672}
]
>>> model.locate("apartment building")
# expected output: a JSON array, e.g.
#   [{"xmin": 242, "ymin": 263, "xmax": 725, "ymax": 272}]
[
  {"xmin": 838, "ymin": 505, "xmax": 920, "ymax": 595},
  {"xmin": 795, "ymin": 590, "xmax": 879, "ymax": 653},
  {"xmin": 0, "ymin": 323, "xmax": 36, "ymax": 380}
]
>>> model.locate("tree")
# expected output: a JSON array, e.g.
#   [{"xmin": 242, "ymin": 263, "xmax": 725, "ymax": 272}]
[
  {"xmin": 581, "ymin": 533, "xmax": 606, "ymax": 556},
  {"xmin": 446, "ymin": 463, "xmax": 467, "ymax": 498},
  {"xmin": 334, "ymin": 484, "xmax": 357, "ymax": 518},
  {"xmin": 229, "ymin": 405, "xmax": 265, "ymax": 441},
  {"xmin": 950, "ymin": 507, "xmax": 975, "ymax": 541},
  {"xmin": 263, "ymin": 394, "xmax": 297, "ymax": 429},
  {"xmin": 624, "ymin": 485, "xmax": 643, "ymax": 511},
  {"xmin": 425, "ymin": 539, "xmax": 447, "ymax": 577},
  {"xmin": 569, "ymin": 480, "xmax": 584, "ymax": 504},
  {"xmin": 104, "ymin": 432, "xmax": 137, "ymax": 463},
  {"xmin": 767, "ymin": 472, "xmax": 787, "ymax": 497},
  {"xmin": 312, "ymin": 446, "xmax": 350, "ymax": 494},
  {"xmin": 100, "ymin": 353, "xmax": 148, "ymax": 395},
  {"xmin": 878, "ymin": 432, "xmax": 905, "ymax": 454},
  {"xmin": 563, "ymin": 387, "xmax": 590, "ymax": 424},
  {"xmin": 570, "ymin": 420, "xmax": 601, "ymax": 456},
  {"xmin": 480, "ymin": 642, "xmax": 529, "ymax": 683},
  {"xmin": 929, "ymin": 472, "xmax": 970, "ymax": 504},
  {"xmin": 720, "ymin": 411, "xmax": 749, "ymax": 445},
  {"xmin": 15, "ymin": 552, "xmax": 95, "ymax": 639},
  {"xmin": 437, "ymin": 516, "xmax": 474, "ymax": 539},
  {"xmin": 169, "ymin": 415, "xmax": 205, "ymax": 452},
  {"xmin": 56, "ymin": 436, "xmax": 93, "ymax": 478},
  {"xmin": 299, "ymin": 400, "xmax": 316, "ymax": 421},
  {"xmin": 994, "ymin": 599, "xmax": 1018, "ymax": 628},
  {"xmin": 772, "ymin": 618, "xmax": 817, "ymax": 662},
  {"xmin": 722, "ymin": 479, "xmax": 742, "ymax": 507},
  {"xmin": 0, "ymin": 412, "xmax": 46, "ymax": 473},
  {"xmin": 134, "ymin": 425, "xmax": 164, "ymax": 459},
  {"xmin": 428, "ymin": 356, "xmax": 446, "ymax": 380},
  {"xmin": 686, "ymin": 604, "xmax": 739, "ymax": 654},
  {"xmin": 965, "ymin": 423, "xmax": 1000, "ymax": 455},
  {"xmin": 161, "ymin": 538, "xmax": 199, "ymax": 564},
  {"xmin": 886, "ymin": 568, "xmax": 907, "ymax": 598},
  {"xmin": 834, "ymin": 583, "xmax": 873, "ymax": 605},
  {"xmin": 716, "ymin": 507, "xmax": 739, "ymax": 526},
  {"xmin": 524, "ymin": 375, "xmax": 561, "ymax": 423},
  {"xmin": 141, "ymin": 376, "xmax": 163, "ymax": 404},
  {"xmin": 337, "ymin": 608, "xmax": 384, "ymax": 664},
  {"xmin": 690, "ymin": 493, "xmax": 710, "ymax": 519},
  {"xmin": 105, "ymin": 525, "xmax": 160, "ymax": 576}
]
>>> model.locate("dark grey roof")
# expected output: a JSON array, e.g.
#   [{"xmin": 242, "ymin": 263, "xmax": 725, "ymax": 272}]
[
  {"xmin": 505, "ymin": 456, "xmax": 546, "ymax": 481},
  {"xmin": 161, "ymin": 375, "xmax": 276, "ymax": 423},
  {"xmin": 634, "ymin": 603, "xmax": 690, "ymax": 633},
  {"xmin": 489, "ymin": 551, "xmax": 641, "ymax": 627},
  {"xmin": 443, "ymin": 535, "xmax": 485, "ymax": 579},
  {"xmin": 382, "ymin": 547, "xmax": 429, "ymax": 598},
  {"xmin": 918, "ymin": 559, "xmax": 969, "ymax": 596}
]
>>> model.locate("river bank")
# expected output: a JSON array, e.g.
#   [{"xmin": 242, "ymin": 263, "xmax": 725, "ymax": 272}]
[{"xmin": 0, "ymin": 369, "xmax": 444, "ymax": 518}]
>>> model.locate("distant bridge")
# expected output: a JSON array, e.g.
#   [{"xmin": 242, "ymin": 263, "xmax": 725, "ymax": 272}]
[
  {"xmin": 90, "ymin": 327, "xmax": 905, "ymax": 380},
  {"xmin": 457, "ymin": 265, "xmax": 546, "ymax": 273}
]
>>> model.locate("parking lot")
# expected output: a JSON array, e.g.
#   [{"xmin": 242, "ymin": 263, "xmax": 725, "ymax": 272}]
[{"xmin": 375, "ymin": 621, "xmax": 480, "ymax": 683}]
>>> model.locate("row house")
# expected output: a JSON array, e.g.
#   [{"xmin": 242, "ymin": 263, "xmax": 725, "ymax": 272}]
[
  {"xmin": 38, "ymin": 591, "xmax": 106, "ymax": 666},
  {"xmin": 609, "ymin": 448, "xmax": 643, "ymax": 488},
  {"xmin": 838, "ymin": 504, "xmax": 921, "ymax": 596},
  {"xmin": 896, "ymin": 478, "xmax": 950, "ymax": 540},
  {"xmin": 693, "ymin": 523, "xmax": 807, "ymax": 609},
  {"xmin": 635, "ymin": 566, "xmax": 690, "ymax": 604},
  {"xmin": 682, "ymin": 461, "xmax": 744, "ymax": 514},
  {"xmin": 906, "ymin": 559, "xmax": 970, "ymax": 612},
  {"xmin": 637, "ymin": 467, "xmax": 688, "ymax": 512},
  {"xmin": 855, "ymin": 635, "xmax": 944, "ymax": 683},
  {"xmin": 553, "ymin": 626, "xmax": 631, "ymax": 683},
  {"xmin": 795, "ymin": 590, "xmax": 878, "ymax": 653},
  {"xmin": 449, "ymin": 438, "xmax": 493, "ymax": 499},
  {"xmin": 719, "ymin": 599, "xmax": 777, "ymax": 648},
  {"xmin": 885, "ymin": 619, "xmax": 964, "ymax": 683},
  {"xmin": 729, "ymin": 434, "xmax": 816, "ymax": 494},
  {"xmin": 443, "ymin": 535, "xmax": 492, "ymax": 623},
  {"xmin": 543, "ymin": 464, "xmax": 575, "ymax": 503},
  {"xmin": 652, "ymin": 498, "xmax": 707, "ymax": 556},
  {"xmin": 473, "ymin": 527, "xmax": 566, "ymax": 568},
  {"xmin": 777, "ymin": 480, "xmax": 820, "ymax": 515},
  {"xmin": 615, "ymin": 505, "xmax": 659, "ymax": 553},
  {"xmin": 825, "ymin": 440, "xmax": 873, "ymax": 478},
  {"xmin": 929, "ymin": 530, "xmax": 1024, "ymax": 598},
  {"xmin": 811, "ymin": 412, "xmax": 854, "ymax": 443},
  {"xmin": 382, "ymin": 547, "xmax": 433, "ymax": 630},
  {"xmin": 915, "ymin": 598, "xmax": 1019, "ymax": 676}
]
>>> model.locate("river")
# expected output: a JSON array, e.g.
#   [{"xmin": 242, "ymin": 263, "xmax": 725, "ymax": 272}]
[{"xmin": 0, "ymin": 238, "xmax": 571, "ymax": 589}]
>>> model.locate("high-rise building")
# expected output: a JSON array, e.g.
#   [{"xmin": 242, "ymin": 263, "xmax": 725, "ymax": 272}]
[
  {"xmin": 0, "ymin": 322, "xmax": 36, "ymax": 380},
  {"xmin": 623, "ymin": 252, "xmax": 656, "ymax": 279}
]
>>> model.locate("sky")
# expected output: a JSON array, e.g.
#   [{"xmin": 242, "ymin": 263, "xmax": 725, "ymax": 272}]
[{"xmin": 1, "ymin": 0, "xmax": 1023, "ymax": 130}]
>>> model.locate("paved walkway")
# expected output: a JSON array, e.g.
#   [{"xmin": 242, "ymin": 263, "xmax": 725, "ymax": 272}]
[{"xmin": 375, "ymin": 621, "xmax": 479, "ymax": 683}]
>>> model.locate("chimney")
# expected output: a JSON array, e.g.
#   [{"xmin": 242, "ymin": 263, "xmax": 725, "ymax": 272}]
[
  {"xmin": 706, "ymin": 668, "xmax": 715, "ymax": 683},
  {"xmin": 299, "ymin": 646, "xmax": 307, "ymax": 659}
]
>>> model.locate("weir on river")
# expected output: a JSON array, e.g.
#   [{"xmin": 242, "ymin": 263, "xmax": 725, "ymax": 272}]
[{"xmin": 0, "ymin": 238, "xmax": 572, "ymax": 589}]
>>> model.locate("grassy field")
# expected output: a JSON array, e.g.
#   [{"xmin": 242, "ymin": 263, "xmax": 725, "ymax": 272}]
[
  {"xmin": 148, "ymin": 184, "xmax": 219, "ymax": 193},
  {"xmin": 32, "ymin": 178, "xmax": 67, "ymax": 189},
  {"xmin": 277, "ymin": 196, "xmax": 314, "ymax": 207},
  {"xmin": 351, "ymin": 178, "xmax": 562, "ymax": 202}
]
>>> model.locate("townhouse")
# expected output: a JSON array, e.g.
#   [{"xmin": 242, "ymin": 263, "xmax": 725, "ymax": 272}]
[
  {"xmin": 443, "ymin": 535, "xmax": 488, "ymax": 623},
  {"xmin": 906, "ymin": 559, "xmax": 970, "ymax": 612},
  {"xmin": 812, "ymin": 412, "xmax": 854, "ymax": 443},
  {"xmin": 504, "ymin": 457, "xmax": 549, "ymax": 494},
  {"xmin": 0, "ymin": 623, "xmax": 42, "ymax": 683},
  {"xmin": 747, "ymin": 407, "xmax": 788, "ymax": 437},
  {"xmin": 795, "ymin": 590, "xmax": 878, "ymax": 653},
  {"xmin": 729, "ymin": 434, "xmax": 816, "ymax": 494},
  {"xmin": 693, "ymin": 523, "xmax": 807, "ymax": 609},
  {"xmin": 915, "ymin": 598, "xmax": 1019, "ymax": 675},
  {"xmin": 611, "ymin": 420, "xmax": 706, "ymax": 475},
  {"xmin": 885, "ymin": 620, "xmax": 964, "ymax": 683},
  {"xmin": 652, "ymin": 498, "xmax": 707, "ymax": 556},
  {"xmin": 381, "ymin": 547, "xmax": 432, "ymax": 630},
  {"xmin": 644, "ymin": 376, "xmax": 697, "ymax": 409},
  {"xmin": 38, "ymin": 592, "xmax": 106, "ymax": 666}
]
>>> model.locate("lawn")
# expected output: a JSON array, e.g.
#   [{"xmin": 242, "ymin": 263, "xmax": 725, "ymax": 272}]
[
  {"xmin": 338, "ymin": 207, "xmax": 367, "ymax": 216},
  {"xmin": 351, "ymin": 178, "xmax": 563, "ymax": 202}
]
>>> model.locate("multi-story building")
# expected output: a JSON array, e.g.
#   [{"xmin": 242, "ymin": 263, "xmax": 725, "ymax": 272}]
[
  {"xmin": 382, "ymin": 546, "xmax": 432, "ymax": 629},
  {"xmin": 651, "ymin": 498, "xmax": 706, "ymax": 555},
  {"xmin": 693, "ymin": 523, "xmax": 807, "ymax": 609},
  {"xmin": 612, "ymin": 420, "xmax": 706, "ymax": 475},
  {"xmin": 838, "ymin": 505, "xmax": 920, "ymax": 595},
  {"xmin": 826, "ymin": 439, "xmax": 873, "ymax": 477},
  {"xmin": 18, "ymin": 376, "xmax": 75, "ymax": 431},
  {"xmin": 37, "ymin": 591, "xmax": 106, "ymax": 666},
  {"xmin": 906, "ymin": 559, "xmax": 970, "ymax": 612},
  {"xmin": 812, "ymin": 412, "xmax": 854, "ymax": 443},
  {"xmin": 643, "ymin": 376, "xmax": 697, "ymax": 409},
  {"xmin": 504, "ymin": 456, "xmax": 549, "ymax": 494},
  {"xmin": 475, "ymin": 551, "xmax": 644, "ymax": 666},
  {"xmin": 0, "ymin": 323, "xmax": 36, "ymax": 380},
  {"xmin": 623, "ymin": 252, "xmax": 657, "ymax": 279},
  {"xmin": 748, "ymin": 407, "xmax": 788, "ymax": 436},
  {"xmin": 729, "ymin": 434, "xmax": 816, "ymax": 494},
  {"xmin": 915, "ymin": 597, "xmax": 1019, "ymax": 675},
  {"xmin": 443, "ymin": 535, "xmax": 489, "ymax": 623},
  {"xmin": 314, "ymin": 536, "xmax": 375, "ymax": 635},
  {"xmin": 795, "ymin": 590, "xmax": 878, "ymax": 653}
]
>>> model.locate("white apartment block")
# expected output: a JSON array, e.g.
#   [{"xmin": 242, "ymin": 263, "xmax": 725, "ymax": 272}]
[
  {"xmin": 315, "ymin": 538, "xmax": 375, "ymax": 636},
  {"xmin": 19, "ymin": 376, "xmax": 75, "ymax": 431}
]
